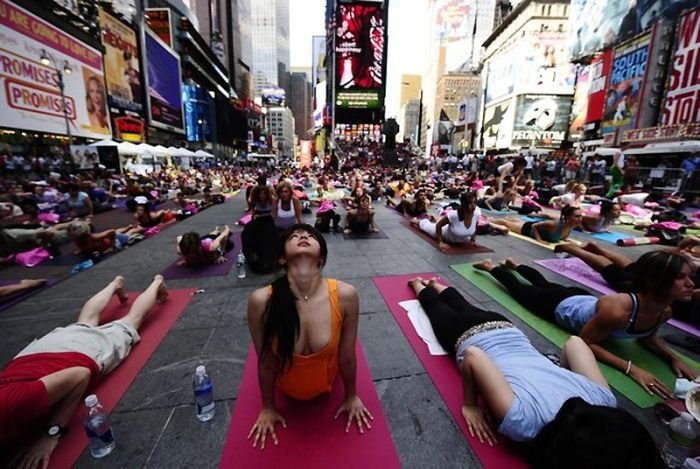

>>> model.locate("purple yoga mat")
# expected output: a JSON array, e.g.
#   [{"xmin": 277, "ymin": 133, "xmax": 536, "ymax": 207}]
[
  {"xmin": 533, "ymin": 258, "xmax": 615, "ymax": 295},
  {"xmin": 534, "ymin": 258, "xmax": 700, "ymax": 339},
  {"xmin": 0, "ymin": 278, "xmax": 60, "ymax": 313},
  {"xmin": 161, "ymin": 232, "xmax": 241, "ymax": 280}
]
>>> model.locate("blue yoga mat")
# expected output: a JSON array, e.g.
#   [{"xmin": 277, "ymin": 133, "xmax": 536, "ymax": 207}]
[{"xmin": 586, "ymin": 231, "xmax": 632, "ymax": 244}]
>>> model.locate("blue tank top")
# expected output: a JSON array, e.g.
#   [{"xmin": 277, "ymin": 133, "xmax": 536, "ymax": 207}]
[
  {"xmin": 540, "ymin": 221, "xmax": 566, "ymax": 243},
  {"xmin": 555, "ymin": 293, "xmax": 663, "ymax": 339}
]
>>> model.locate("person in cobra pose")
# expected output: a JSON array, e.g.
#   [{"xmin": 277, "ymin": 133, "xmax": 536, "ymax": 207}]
[
  {"xmin": 411, "ymin": 192, "xmax": 481, "ymax": 250},
  {"xmin": 272, "ymin": 181, "xmax": 303, "ymax": 231},
  {"xmin": 488, "ymin": 205, "xmax": 582, "ymax": 244}
]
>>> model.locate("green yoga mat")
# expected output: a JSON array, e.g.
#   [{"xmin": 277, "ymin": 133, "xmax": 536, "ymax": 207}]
[{"xmin": 451, "ymin": 263, "xmax": 700, "ymax": 408}]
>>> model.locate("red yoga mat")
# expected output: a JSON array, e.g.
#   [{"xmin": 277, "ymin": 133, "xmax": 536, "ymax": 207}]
[
  {"xmin": 373, "ymin": 274, "xmax": 527, "ymax": 469},
  {"xmin": 399, "ymin": 220, "xmax": 494, "ymax": 255},
  {"xmin": 49, "ymin": 287, "xmax": 196, "ymax": 469},
  {"xmin": 220, "ymin": 343, "xmax": 400, "ymax": 469}
]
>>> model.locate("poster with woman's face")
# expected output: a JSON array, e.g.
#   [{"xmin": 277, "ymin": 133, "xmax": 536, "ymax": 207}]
[{"xmin": 82, "ymin": 68, "xmax": 109, "ymax": 131}]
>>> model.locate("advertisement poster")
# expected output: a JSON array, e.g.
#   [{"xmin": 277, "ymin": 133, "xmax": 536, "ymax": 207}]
[
  {"xmin": 662, "ymin": 7, "xmax": 700, "ymax": 125},
  {"xmin": 482, "ymin": 100, "xmax": 513, "ymax": 148},
  {"xmin": 262, "ymin": 87, "xmax": 286, "ymax": 106},
  {"xmin": 312, "ymin": 35, "xmax": 326, "ymax": 85},
  {"xmin": 0, "ymin": 0, "xmax": 110, "ymax": 139},
  {"xmin": 145, "ymin": 29, "xmax": 184, "ymax": 132},
  {"xmin": 335, "ymin": 3, "xmax": 385, "ymax": 109},
  {"xmin": 567, "ymin": 0, "xmax": 677, "ymax": 60},
  {"xmin": 99, "ymin": 8, "xmax": 144, "ymax": 141},
  {"xmin": 601, "ymin": 33, "xmax": 651, "ymax": 134},
  {"xmin": 299, "ymin": 140, "xmax": 312, "ymax": 168},
  {"xmin": 434, "ymin": 0, "xmax": 472, "ymax": 42},
  {"xmin": 570, "ymin": 65, "xmax": 591, "ymax": 139},
  {"xmin": 183, "ymin": 84, "xmax": 211, "ymax": 143},
  {"xmin": 585, "ymin": 49, "xmax": 612, "ymax": 123},
  {"xmin": 512, "ymin": 95, "xmax": 572, "ymax": 147},
  {"xmin": 146, "ymin": 8, "xmax": 172, "ymax": 47},
  {"xmin": 518, "ymin": 31, "xmax": 576, "ymax": 95},
  {"xmin": 485, "ymin": 51, "xmax": 516, "ymax": 104}
]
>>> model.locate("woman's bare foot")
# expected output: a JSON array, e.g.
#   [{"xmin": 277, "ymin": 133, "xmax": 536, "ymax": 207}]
[
  {"xmin": 343, "ymin": 228, "xmax": 351, "ymax": 234},
  {"xmin": 409, "ymin": 217, "xmax": 420, "ymax": 227},
  {"xmin": 113, "ymin": 275, "xmax": 128, "ymax": 304},
  {"xmin": 19, "ymin": 278, "xmax": 47, "ymax": 288},
  {"xmin": 154, "ymin": 275, "xmax": 168, "ymax": 304},
  {"xmin": 473, "ymin": 259, "xmax": 494, "ymax": 272},
  {"xmin": 582, "ymin": 242, "xmax": 603, "ymax": 254},
  {"xmin": 408, "ymin": 277, "xmax": 424, "ymax": 294},
  {"xmin": 501, "ymin": 257, "xmax": 519, "ymax": 269}
]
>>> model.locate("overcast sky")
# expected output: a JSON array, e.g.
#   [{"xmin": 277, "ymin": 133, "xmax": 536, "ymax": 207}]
[{"xmin": 288, "ymin": 0, "xmax": 429, "ymax": 117}]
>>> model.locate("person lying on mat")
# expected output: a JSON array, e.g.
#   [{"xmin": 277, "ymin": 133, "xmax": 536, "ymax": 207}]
[
  {"xmin": 134, "ymin": 202, "xmax": 176, "ymax": 228},
  {"xmin": 0, "ymin": 275, "xmax": 168, "ymax": 469},
  {"xmin": 473, "ymin": 253, "xmax": 697, "ymax": 398},
  {"xmin": 344, "ymin": 194, "xmax": 379, "ymax": 235},
  {"xmin": 250, "ymin": 184, "xmax": 274, "ymax": 219},
  {"xmin": 410, "ymin": 192, "xmax": 480, "ymax": 251},
  {"xmin": 405, "ymin": 276, "xmax": 661, "ymax": 466},
  {"xmin": 477, "ymin": 188, "xmax": 517, "ymax": 212},
  {"xmin": 66, "ymin": 221, "xmax": 143, "ymax": 257},
  {"xmin": 247, "ymin": 224, "xmax": 372, "ymax": 449},
  {"xmin": 176, "ymin": 225, "xmax": 233, "ymax": 266},
  {"xmin": 580, "ymin": 199, "xmax": 621, "ymax": 233},
  {"xmin": 0, "ymin": 278, "xmax": 47, "ymax": 299},
  {"xmin": 488, "ymin": 205, "xmax": 581, "ymax": 244},
  {"xmin": 549, "ymin": 183, "xmax": 589, "ymax": 209},
  {"xmin": 386, "ymin": 189, "xmax": 429, "ymax": 217},
  {"xmin": 272, "ymin": 181, "xmax": 303, "ymax": 231}
]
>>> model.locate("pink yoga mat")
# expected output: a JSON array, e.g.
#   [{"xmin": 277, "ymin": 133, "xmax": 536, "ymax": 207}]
[
  {"xmin": 399, "ymin": 220, "xmax": 494, "ymax": 255},
  {"xmin": 534, "ymin": 258, "xmax": 700, "ymax": 339},
  {"xmin": 373, "ymin": 274, "xmax": 527, "ymax": 468},
  {"xmin": 220, "ymin": 343, "xmax": 400, "ymax": 469},
  {"xmin": 533, "ymin": 258, "xmax": 615, "ymax": 295},
  {"xmin": 50, "ymin": 288, "xmax": 196, "ymax": 469}
]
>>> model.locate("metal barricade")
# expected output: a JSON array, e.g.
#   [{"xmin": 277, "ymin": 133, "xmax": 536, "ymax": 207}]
[
  {"xmin": 681, "ymin": 169, "xmax": 700, "ymax": 195},
  {"xmin": 623, "ymin": 166, "xmax": 686, "ymax": 193}
]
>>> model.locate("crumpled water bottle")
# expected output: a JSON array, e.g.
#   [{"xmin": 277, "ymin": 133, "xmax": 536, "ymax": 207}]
[{"xmin": 71, "ymin": 259, "xmax": 94, "ymax": 275}]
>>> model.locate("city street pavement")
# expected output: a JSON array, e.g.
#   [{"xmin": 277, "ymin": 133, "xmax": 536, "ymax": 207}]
[{"xmin": 0, "ymin": 193, "xmax": 694, "ymax": 468}]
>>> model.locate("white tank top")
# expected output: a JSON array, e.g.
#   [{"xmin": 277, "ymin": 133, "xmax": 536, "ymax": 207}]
[{"xmin": 276, "ymin": 199, "xmax": 296, "ymax": 229}]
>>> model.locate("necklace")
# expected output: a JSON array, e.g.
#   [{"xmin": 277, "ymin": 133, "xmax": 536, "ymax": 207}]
[{"xmin": 291, "ymin": 276, "xmax": 322, "ymax": 301}]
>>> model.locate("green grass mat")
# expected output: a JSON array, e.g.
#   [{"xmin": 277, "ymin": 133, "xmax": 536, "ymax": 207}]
[{"xmin": 450, "ymin": 263, "xmax": 699, "ymax": 408}]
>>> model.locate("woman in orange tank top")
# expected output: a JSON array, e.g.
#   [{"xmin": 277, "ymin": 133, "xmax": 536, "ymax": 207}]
[{"xmin": 246, "ymin": 223, "xmax": 372, "ymax": 449}]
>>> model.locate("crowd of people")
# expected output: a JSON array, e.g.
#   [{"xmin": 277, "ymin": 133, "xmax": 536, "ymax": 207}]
[{"xmin": 1, "ymin": 143, "xmax": 700, "ymax": 468}]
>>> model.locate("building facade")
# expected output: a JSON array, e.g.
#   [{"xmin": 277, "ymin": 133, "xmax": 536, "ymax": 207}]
[
  {"xmin": 287, "ymin": 71, "xmax": 313, "ymax": 139},
  {"xmin": 267, "ymin": 106, "xmax": 295, "ymax": 156},
  {"xmin": 251, "ymin": 0, "xmax": 290, "ymax": 93}
]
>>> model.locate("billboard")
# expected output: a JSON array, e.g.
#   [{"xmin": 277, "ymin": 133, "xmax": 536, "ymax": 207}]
[
  {"xmin": 601, "ymin": 33, "xmax": 651, "ymax": 134},
  {"xmin": 299, "ymin": 140, "xmax": 312, "ymax": 168},
  {"xmin": 335, "ymin": 3, "xmax": 385, "ymax": 109},
  {"xmin": 517, "ymin": 31, "xmax": 576, "ymax": 95},
  {"xmin": 482, "ymin": 100, "xmax": 514, "ymax": 149},
  {"xmin": 146, "ymin": 8, "xmax": 173, "ymax": 47},
  {"xmin": 435, "ymin": 0, "xmax": 472, "ymax": 42},
  {"xmin": 145, "ymin": 29, "xmax": 184, "ymax": 132},
  {"xmin": 662, "ymin": 8, "xmax": 700, "ymax": 125},
  {"xmin": 567, "ymin": 0, "xmax": 681, "ymax": 60},
  {"xmin": 261, "ymin": 87, "xmax": 286, "ymax": 106},
  {"xmin": 485, "ymin": 51, "xmax": 516, "ymax": 104},
  {"xmin": 99, "ymin": 8, "xmax": 144, "ymax": 141},
  {"xmin": 183, "ymin": 84, "xmax": 211, "ymax": 143},
  {"xmin": 0, "ymin": 0, "xmax": 111, "ymax": 139},
  {"xmin": 570, "ymin": 65, "xmax": 591, "ymax": 139},
  {"xmin": 512, "ymin": 95, "xmax": 572, "ymax": 147},
  {"xmin": 585, "ymin": 49, "xmax": 612, "ymax": 123},
  {"xmin": 312, "ymin": 35, "xmax": 326, "ymax": 85}
]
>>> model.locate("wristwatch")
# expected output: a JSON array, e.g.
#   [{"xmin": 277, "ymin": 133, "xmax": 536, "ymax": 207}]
[{"xmin": 47, "ymin": 425, "xmax": 69, "ymax": 437}]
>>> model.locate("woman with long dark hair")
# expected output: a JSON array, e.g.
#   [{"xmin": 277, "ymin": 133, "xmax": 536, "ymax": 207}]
[
  {"xmin": 405, "ymin": 277, "xmax": 661, "ymax": 468},
  {"xmin": 176, "ymin": 226, "xmax": 233, "ymax": 266},
  {"xmin": 489, "ymin": 205, "xmax": 582, "ymax": 244},
  {"xmin": 473, "ymin": 250, "xmax": 697, "ymax": 398},
  {"xmin": 246, "ymin": 224, "xmax": 371, "ymax": 449}
]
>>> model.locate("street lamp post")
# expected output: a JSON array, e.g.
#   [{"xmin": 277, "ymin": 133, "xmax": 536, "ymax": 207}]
[{"xmin": 40, "ymin": 49, "xmax": 73, "ymax": 167}]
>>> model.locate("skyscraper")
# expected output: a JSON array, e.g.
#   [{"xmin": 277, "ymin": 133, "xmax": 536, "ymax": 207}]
[{"xmin": 251, "ymin": 0, "xmax": 290, "ymax": 94}]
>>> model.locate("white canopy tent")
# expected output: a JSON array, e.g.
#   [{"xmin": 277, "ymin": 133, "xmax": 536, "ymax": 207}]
[
  {"xmin": 117, "ymin": 141, "xmax": 141, "ymax": 155},
  {"xmin": 153, "ymin": 145, "xmax": 170, "ymax": 156},
  {"xmin": 87, "ymin": 139, "xmax": 117, "ymax": 148},
  {"xmin": 194, "ymin": 149, "xmax": 215, "ymax": 158}
]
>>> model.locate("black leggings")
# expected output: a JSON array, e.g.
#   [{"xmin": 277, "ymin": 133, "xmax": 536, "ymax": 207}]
[
  {"xmin": 490, "ymin": 265, "xmax": 591, "ymax": 322},
  {"xmin": 418, "ymin": 287, "xmax": 508, "ymax": 355}
]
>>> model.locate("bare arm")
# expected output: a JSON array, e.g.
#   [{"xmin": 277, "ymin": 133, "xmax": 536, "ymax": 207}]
[
  {"xmin": 293, "ymin": 198, "xmax": 303, "ymax": 224},
  {"xmin": 530, "ymin": 221, "xmax": 554, "ymax": 243},
  {"xmin": 434, "ymin": 216, "xmax": 450, "ymax": 246},
  {"xmin": 247, "ymin": 288, "xmax": 278, "ymax": 410}
]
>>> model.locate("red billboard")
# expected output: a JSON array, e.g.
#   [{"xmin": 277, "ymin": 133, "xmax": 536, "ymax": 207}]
[
  {"xmin": 335, "ymin": 3, "xmax": 385, "ymax": 109},
  {"xmin": 662, "ymin": 7, "xmax": 700, "ymax": 125},
  {"xmin": 585, "ymin": 49, "xmax": 612, "ymax": 124}
]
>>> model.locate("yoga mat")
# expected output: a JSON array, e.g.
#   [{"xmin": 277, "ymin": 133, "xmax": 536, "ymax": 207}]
[
  {"xmin": 667, "ymin": 320, "xmax": 700, "ymax": 340},
  {"xmin": 373, "ymin": 274, "xmax": 527, "ymax": 468},
  {"xmin": 342, "ymin": 230, "xmax": 390, "ymax": 240},
  {"xmin": 506, "ymin": 231, "xmax": 579, "ymax": 251},
  {"xmin": 220, "ymin": 343, "xmax": 400, "ymax": 469},
  {"xmin": 587, "ymin": 231, "xmax": 632, "ymax": 244},
  {"xmin": 450, "ymin": 264, "xmax": 700, "ymax": 408},
  {"xmin": 533, "ymin": 258, "xmax": 615, "ymax": 295},
  {"xmin": 50, "ymin": 287, "xmax": 196, "ymax": 469},
  {"xmin": 161, "ymin": 232, "xmax": 242, "ymax": 280},
  {"xmin": 399, "ymin": 220, "xmax": 494, "ymax": 255},
  {"xmin": 0, "ymin": 278, "xmax": 60, "ymax": 313}
]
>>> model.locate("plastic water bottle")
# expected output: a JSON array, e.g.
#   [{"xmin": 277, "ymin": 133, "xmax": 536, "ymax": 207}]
[
  {"xmin": 193, "ymin": 365, "xmax": 215, "ymax": 421},
  {"xmin": 71, "ymin": 259, "xmax": 94, "ymax": 275},
  {"xmin": 236, "ymin": 253, "xmax": 246, "ymax": 279},
  {"xmin": 83, "ymin": 394, "xmax": 115, "ymax": 458},
  {"xmin": 662, "ymin": 412, "xmax": 698, "ymax": 468}
]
